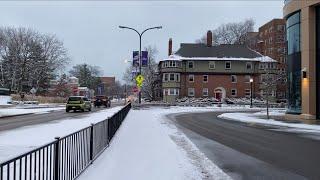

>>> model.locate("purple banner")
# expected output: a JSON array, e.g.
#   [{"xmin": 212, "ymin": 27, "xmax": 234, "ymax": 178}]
[{"xmin": 132, "ymin": 51, "xmax": 148, "ymax": 67}]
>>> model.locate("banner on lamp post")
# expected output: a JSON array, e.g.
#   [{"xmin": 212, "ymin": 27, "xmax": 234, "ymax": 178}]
[
  {"xmin": 141, "ymin": 51, "xmax": 148, "ymax": 67},
  {"xmin": 132, "ymin": 51, "xmax": 148, "ymax": 67}
]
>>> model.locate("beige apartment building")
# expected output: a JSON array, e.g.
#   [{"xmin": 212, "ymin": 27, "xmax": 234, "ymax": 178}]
[
  {"xmin": 284, "ymin": 0, "xmax": 320, "ymax": 120},
  {"xmin": 159, "ymin": 32, "xmax": 277, "ymax": 103}
]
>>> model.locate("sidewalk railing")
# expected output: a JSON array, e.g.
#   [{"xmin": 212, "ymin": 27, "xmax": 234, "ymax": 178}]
[{"xmin": 0, "ymin": 103, "xmax": 131, "ymax": 180}]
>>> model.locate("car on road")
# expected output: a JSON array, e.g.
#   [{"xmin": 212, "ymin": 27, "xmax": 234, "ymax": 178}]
[
  {"xmin": 93, "ymin": 95, "xmax": 111, "ymax": 108},
  {"xmin": 66, "ymin": 96, "xmax": 92, "ymax": 112}
]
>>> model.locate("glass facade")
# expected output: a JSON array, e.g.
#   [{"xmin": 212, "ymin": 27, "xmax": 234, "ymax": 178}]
[
  {"xmin": 286, "ymin": 11, "xmax": 302, "ymax": 114},
  {"xmin": 316, "ymin": 7, "xmax": 320, "ymax": 119}
]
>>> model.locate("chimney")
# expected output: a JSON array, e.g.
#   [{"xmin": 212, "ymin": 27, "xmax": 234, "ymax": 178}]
[
  {"xmin": 207, "ymin": 30, "xmax": 212, "ymax": 47},
  {"xmin": 168, "ymin": 38, "xmax": 172, "ymax": 56}
]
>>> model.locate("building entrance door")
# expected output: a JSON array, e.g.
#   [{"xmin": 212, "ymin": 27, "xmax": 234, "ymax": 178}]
[{"xmin": 215, "ymin": 92, "xmax": 222, "ymax": 101}]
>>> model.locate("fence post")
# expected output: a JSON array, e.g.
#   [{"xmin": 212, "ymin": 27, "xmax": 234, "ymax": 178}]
[
  {"xmin": 54, "ymin": 137, "xmax": 60, "ymax": 180},
  {"xmin": 89, "ymin": 123, "xmax": 94, "ymax": 163}
]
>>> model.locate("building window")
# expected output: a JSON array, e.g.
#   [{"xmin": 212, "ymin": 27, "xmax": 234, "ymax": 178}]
[
  {"xmin": 188, "ymin": 61, "xmax": 194, "ymax": 69},
  {"xmin": 231, "ymin": 75, "xmax": 237, "ymax": 83},
  {"xmin": 202, "ymin": 88, "xmax": 208, "ymax": 97},
  {"xmin": 188, "ymin": 88, "xmax": 195, "ymax": 97},
  {"xmin": 189, "ymin": 74, "xmax": 194, "ymax": 82},
  {"xmin": 164, "ymin": 61, "xmax": 179, "ymax": 68},
  {"xmin": 203, "ymin": 75, "xmax": 208, "ymax": 83},
  {"xmin": 165, "ymin": 88, "xmax": 179, "ymax": 96},
  {"xmin": 163, "ymin": 73, "xmax": 180, "ymax": 82},
  {"xmin": 246, "ymin": 62, "xmax": 252, "ymax": 70},
  {"xmin": 163, "ymin": 74, "xmax": 169, "ymax": 82},
  {"xmin": 259, "ymin": 63, "xmax": 265, "ymax": 70},
  {"xmin": 245, "ymin": 89, "xmax": 251, "ymax": 97},
  {"xmin": 231, "ymin": 89, "xmax": 237, "ymax": 96},
  {"xmin": 209, "ymin": 61, "xmax": 215, "ymax": 69},
  {"xmin": 169, "ymin": 74, "xmax": 175, "ymax": 81},
  {"xmin": 225, "ymin": 61, "xmax": 231, "ymax": 69}
]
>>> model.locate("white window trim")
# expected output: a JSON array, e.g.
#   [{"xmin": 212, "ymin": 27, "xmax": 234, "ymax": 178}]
[
  {"xmin": 209, "ymin": 61, "xmax": 215, "ymax": 69},
  {"xmin": 188, "ymin": 61, "xmax": 194, "ymax": 69},
  {"xmin": 225, "ymin": 61, "xmax": 231, "ymax": 70},
  {"xmin": 188, "ymin": 88, "xmax": 195, "ymax": 97},
  {"xmin": 189, "ymin": 74, "xmax": 194, "ymax": 83},
  {"xmin": 203, "ymin": 75, "xmax": 208, "ymax": 83},
  {"xmin": 245, "ymin": 89, "xmax": 251, "ymax": 97},
  {"xmin": 246, "ymin": 62, "xmax": 253, "ymax": 70},
  {"xmin": 231, "ymin": 89, "xmax": 237, "ymax": 97},
  {"xmin": 231, "ymin": 75, "xmax": 237, "ymax": 83},
  {"xmin": 202, "ymin": 88, "xmax": 208, "ymax": 97}
]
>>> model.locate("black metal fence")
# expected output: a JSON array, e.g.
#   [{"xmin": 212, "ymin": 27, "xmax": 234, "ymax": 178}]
[{"xmin": 0, "ymin": 103, "xmax": 131, "ymax": 180}]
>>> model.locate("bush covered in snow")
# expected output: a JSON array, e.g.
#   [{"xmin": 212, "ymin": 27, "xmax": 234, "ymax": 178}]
[{"xmin": 176, "ymin": 97, "xmax": 221, "ymax": 107}]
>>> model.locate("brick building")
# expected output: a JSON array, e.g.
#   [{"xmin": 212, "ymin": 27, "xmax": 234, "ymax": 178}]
[
  {"xmin": 159, "ymin": 31, "xmax": 277, "ymax": 103},
  {"xmin": 247, "ymin": 19, "xmax": 287, "ymax": 99}
]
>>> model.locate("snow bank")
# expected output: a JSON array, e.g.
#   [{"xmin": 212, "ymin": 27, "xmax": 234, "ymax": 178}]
[
  {"xmin": 218, "ymin": 111, "xmax": 320, "ymax": 132},
  {"xmin": 78, "ymin": 106, "xmax": 236, "ymax": 180},
  {"xmin": 0, "ymin": 106, "xmax": 123, "ymax": 163},
  {"xmin": 0, "ymin": 107, "xmax": 65, "ymax": 117}
]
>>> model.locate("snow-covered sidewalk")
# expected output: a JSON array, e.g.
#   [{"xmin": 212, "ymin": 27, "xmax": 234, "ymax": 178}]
[
  {"xmin": 0, "ymin": 106, "xmax": 123, "ymax": 163},
  {"xmin": 78, "ymin": 106, "xmax": 239, "ymax": 180},
  {"xmin": 218, "ymin": 110, "xmax": 320, "ymax": 132}
]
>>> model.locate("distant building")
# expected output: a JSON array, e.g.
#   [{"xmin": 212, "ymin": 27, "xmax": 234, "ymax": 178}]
[
  {"xmin": 159, "ymin": 32, "xmax": 277, "ymax": 103},
  {"xmin": 247, "ymin": 19, "xmax": 287, "ymax": 100},
  {"xmin": 99, "ymin": 77, "xmax": 116, "ymax": 96}
]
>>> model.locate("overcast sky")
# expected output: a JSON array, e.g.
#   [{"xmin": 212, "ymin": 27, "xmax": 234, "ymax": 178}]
[{"xmin": 0, "ymin": 1, "xmax": 284, "ymax": 82}]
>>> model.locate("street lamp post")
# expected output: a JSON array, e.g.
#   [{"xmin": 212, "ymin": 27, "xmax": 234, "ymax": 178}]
[
  {"xmin": 250, "ymin": 77, "xmax": 253, "ymax": 108},
  {"xmin": 119, "ymin": 26, "xmax": 162, "ymax": 104}
]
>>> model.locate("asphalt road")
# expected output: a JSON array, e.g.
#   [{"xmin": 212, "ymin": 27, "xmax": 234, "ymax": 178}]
[
  {"xmin": 0, "ymin": 102, "xmax": 124, "ymax": 132},
  {"xmin": 173, "ymin": 112, "xmax": 320, "ymax": 180}
]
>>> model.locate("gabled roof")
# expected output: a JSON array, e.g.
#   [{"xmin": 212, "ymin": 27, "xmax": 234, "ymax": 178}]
[{"xmin": 175, "ymin": 44, "xmax": 263, "ymax": 59}]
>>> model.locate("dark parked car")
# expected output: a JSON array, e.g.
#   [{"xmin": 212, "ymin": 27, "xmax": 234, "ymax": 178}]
[{"xmin": 93, "ymin": 95, "xmax": 111, "ymax": 108}]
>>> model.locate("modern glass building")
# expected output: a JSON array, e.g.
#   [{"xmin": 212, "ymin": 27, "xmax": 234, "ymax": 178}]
[{"xmin": 284, "ymin": 0, "xmax": 320, "ymax": 120}]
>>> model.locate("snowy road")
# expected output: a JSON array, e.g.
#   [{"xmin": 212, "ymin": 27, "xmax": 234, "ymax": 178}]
[{"xmin": 174, "ymin": 112, "xmax": 320, "ymax": 180}]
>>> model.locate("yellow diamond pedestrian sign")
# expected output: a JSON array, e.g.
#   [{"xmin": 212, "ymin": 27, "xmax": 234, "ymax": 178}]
[{"xmin": 135, "ymin": 75, "xmax": 144, "ymax": 87}]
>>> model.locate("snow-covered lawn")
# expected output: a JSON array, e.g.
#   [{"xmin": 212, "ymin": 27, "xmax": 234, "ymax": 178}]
[
  {"xmin": 78, "ymin": 106, "xmax": 252, "ymax": 180},
  {"xmin": 0, "ymin": 106, "xmax": 66, "ymax": 117},
  {"xmin": 0, "ymin": 106, "xmax": 123, "ymax": 163},
  {"xmin": 218, "ymin": 110, "xmax": 320, "ymax": 132}
]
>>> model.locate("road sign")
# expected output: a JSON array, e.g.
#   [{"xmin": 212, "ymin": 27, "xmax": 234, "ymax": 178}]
[
  {"xmin": 132, "ymin": 86, "xmax": 139, "ymax": 93},
  {"xmin": 135, "ymin": 75, "xmax": 144, "ymax": 87}
]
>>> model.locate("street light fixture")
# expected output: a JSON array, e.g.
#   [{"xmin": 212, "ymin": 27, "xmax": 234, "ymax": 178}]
[
  {"xmin": 119, "ymin": 25, "xmax": 162, "ymax": 104},
  {"xmin": 250, "ymin": 77, "xmax": 253, "ymax": 108}
]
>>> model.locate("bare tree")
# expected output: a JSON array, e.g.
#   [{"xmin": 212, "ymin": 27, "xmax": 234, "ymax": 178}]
[
  {"xmin": 260, "ymin": 61, "xmax": 286, "ymax": 119},
  {"xmin": 0, "ymin": 27, "xmax": 70, "ymax": 94},
  {"xmin": 196, "ymin": 19, "xmax": 255, "ymax": 45}
]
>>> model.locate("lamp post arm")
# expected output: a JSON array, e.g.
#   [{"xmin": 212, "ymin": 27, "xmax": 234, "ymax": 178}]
[
  {"xmin": 119, "ymin": 26, "xmax": 141, "ymax": 37},
  {"xmin": 141, "ymin": 26, "xmax": 162, "ymax": 36}
]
